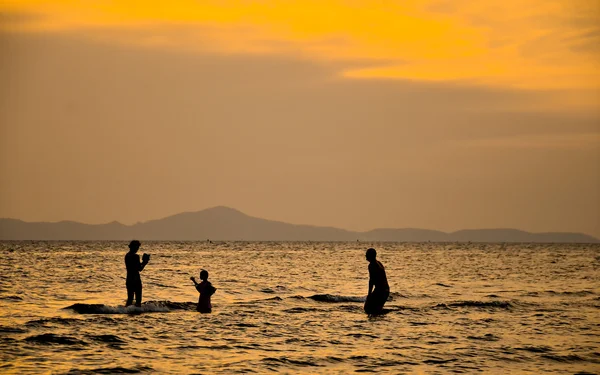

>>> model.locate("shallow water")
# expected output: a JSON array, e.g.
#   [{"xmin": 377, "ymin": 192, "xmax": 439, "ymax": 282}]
[{"xmin": 0, "ymin": 241, "xmax": 599, "ymax": 374}]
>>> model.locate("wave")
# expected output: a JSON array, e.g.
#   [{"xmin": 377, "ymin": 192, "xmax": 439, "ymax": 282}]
[
  {"xmin": 283, "ymin": 307, "xmax": 321, "ymax": 314},
  {"xmin": 87, "ymin": 334, "xmax": 126, "ymax": 344},
  {"xmin": 336, "ymin": 305, "xmax": 364, "ymax": 313},
  {"xmin": 544, "ymin": 290, "xmax": 595, "ymax": 297},
  {"xmin": 25, "ymin": 317, "xmax": 82, "ymax": 327},
  {"xmin": 433, "ymin": 300, "xmax": 513, "ymax": 309},
  {"xmin": 261, "ymin": 356, "xmax": 323, "ymax": 368},
  {"xmin": 146, "ymin": 282, "xmax": 177, "ymax": 289},
  {"xmin": 395, "ymin": 292, "xmax": 432, "ymax": 299},
  {"xmin": 308, "ymin": 294, "xmax": 366, "ymax": 303},
  {"xmin": 422, "ymin": 358, "xmax": 457, "ymax": 365},
  {"xmin": 522, "ymin": 290, "xmax": 595, "ymax": 297},
  {"xmin": 24, "ymin": 333, "xmax": 86, "ymax": 346},
  {"xmin": 346, "ymin": 333, "xmax": 379, "ymax": 339},
  {"xmin": 467, "ymin": 333, "xmax": 501, "ymax": 342},
  {"xmin": 260, "ymin": 286, "xmax": 288, "ymax": 294},
  {"xmin": 0, "ymin": 295, "xmax": 23, "ymax": 301},
  {"xmin": 64, "ymin": 300, "xmax": 196, "ymax": 314},
  {"xmin": 541, "ymin": 354, "xmax": 587, "ymax": 363},
  {"xmin": 66, "ymin": 365, "xmax": 153, "ymax": 374},
  {"xmin": 0, "ymin": 326, "xmax": 27, "ymax": 334},
  {"xmin": 516, "ymin": 345, "xmax": 553, "ymax": 353}
]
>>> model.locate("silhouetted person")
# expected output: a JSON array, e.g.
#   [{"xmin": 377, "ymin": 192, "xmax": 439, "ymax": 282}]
[
  {"xmin": 191, "ymin": 270, "xmax": 216, "ymax": 313},
  {"xmin": 364, "ymin": 248, "xmax": 389, "ymax": 315},
  {"xmin": 125, "ymin": 240, "xmax": 150, "ymax": 307}
]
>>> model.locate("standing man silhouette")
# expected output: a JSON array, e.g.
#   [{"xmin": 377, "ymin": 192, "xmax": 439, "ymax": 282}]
[
  {"xmin": 364, "ymin": 248, "xmax": 389, "ymax": 314},
  {"xmin": 125, "ymin": 240, "xmax": 150, "ymax": 307}
]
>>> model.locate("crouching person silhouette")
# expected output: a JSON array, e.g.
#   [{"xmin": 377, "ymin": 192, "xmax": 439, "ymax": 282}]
[
  {"xmin": 125, "ymin": 240, "xmax": 150, "ymax": 307},
  {"xmin": 364, "ymin": 248, "xmax": 389, "ymax": 315}
]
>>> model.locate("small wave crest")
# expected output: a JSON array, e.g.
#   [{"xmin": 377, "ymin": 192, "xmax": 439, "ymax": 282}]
[
  {"xmin": 260, "ymin": 286, "xmax": 288, "ymax": 294},
  {"xmin": 308, "ymin": 294, "xmax": 366, "ymax": 303},
  {"xmin": 467, "ymin": 333, "xmax": 501, "ymax": 342},
  {"xmin": 64, "ymin": 301, "xmax": 196, "ymax": 314},
  {"xmin": 283, "ymin": 307, "xmax": 321, "ymax": 314},
  {"xmin": 66, "ymin": 365, "xmax": 153, "ymax": 374},
  {"xmin": 261, "ymin": 356, "xmax": 323, "ymax": 368},
  {"xmin": 433, "ymin": 300, "xmax": 513, "ymax": 310},
  {"xmin": 87, "ymin": 334, "xmax": 126, "ymax": 344},
  {"xmin": 25, "ymin": 333, "xmax": 86, "ymax": 346},
  {"xmin": 522, "ymin": 290, "xmax": 595, "ymax": 297},
  {"xmin": 541, "ymin": 354, "xmax": 587, "ymax": 362},
  {"xmin": 25, "ymin": 317, "xmax": 82, "ymax": 327},
  {"xmin": 544, "ymin": 290, "xmax": 595, "ymax": 297},
  {"xmin": 516, "ymin": 345, "xmax": 553, "ymax": 353},
  {"xmin": 0, "ymin": 295, "xmax": 23, "ymax": 301},
  {"xmin": 0, "ymin": 326, "xmax": 27, "ymax": 334}
]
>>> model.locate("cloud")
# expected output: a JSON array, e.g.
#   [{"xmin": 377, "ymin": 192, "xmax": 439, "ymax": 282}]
[
  {"xmin": 0, "ymin": 10, "xmax": 44, "ymax": 25},
  {"xmin": 0, "ymin": 1, "xmax": 598, "ymax": 92}
]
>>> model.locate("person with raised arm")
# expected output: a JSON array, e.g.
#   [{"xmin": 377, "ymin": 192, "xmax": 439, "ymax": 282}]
[{"xmin": 191, "ymin": 269, "xmax": 216, "ymax": 313}]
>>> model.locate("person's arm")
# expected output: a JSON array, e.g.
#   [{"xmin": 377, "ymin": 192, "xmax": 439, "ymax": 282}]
[
  {"xmin": 139, "ymin": 254, "xmax": 150, "ymax": 271},
  {"xmin": 190, "ymin": 277, "xmax": 203, "ymax": 293},
  {"xmin": 368, "ymin": 264, "xmax": 374, "ymax": 295}
]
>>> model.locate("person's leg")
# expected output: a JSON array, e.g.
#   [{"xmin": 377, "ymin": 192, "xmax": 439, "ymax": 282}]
[
  {"xmin": 376, "ymin": 290, "xmax": 390, "ymax": 312},
  {"xmin": 126, "ymin": 285, "xmax": 134, "ymax": 306},
  {"xmin": 364, "ymin": 293, "xmax": 375, "ymax": 314},
  {"xmin": 366, "ymin": 289, "xmax": 389, "ymax": 314},
  {"xmin": 135, "ymin": 286, "xmax": 142, "ymax": 307}
]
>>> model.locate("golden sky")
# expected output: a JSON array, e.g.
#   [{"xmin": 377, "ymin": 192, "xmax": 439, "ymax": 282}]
[
  {"xmin": 2, "ymin": 0, "xmax": 599, "ymax": 91},
  {"xmin": 0, "ymin": 1, "xmax": 599, "ymax": 237}
]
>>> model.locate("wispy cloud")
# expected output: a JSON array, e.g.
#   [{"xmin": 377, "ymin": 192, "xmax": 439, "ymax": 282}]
[{"xmin": 1, "ymin": 0, "xmax": 598, "ymax": 93}]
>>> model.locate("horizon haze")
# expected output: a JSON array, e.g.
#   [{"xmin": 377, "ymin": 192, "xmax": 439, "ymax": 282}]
[
  {"xmin": 1, "ymin": 206, "xmax": 597, "ymax": 243},
  {"xmin": 1, "ymin": 1, "xmax": 599, "ymax": 238}
]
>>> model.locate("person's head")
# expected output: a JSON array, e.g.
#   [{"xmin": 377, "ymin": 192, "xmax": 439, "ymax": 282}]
[
  {"xmin": 128, "ymin": 240, "xmax": 141, "ymax": 253},
  {"xmin": 366, "ymin": 248, "xmax": 377, "ymax": 262},
  {"xmin": 200, "ymin": 269, "xmax": 209, "ymax": 281}
]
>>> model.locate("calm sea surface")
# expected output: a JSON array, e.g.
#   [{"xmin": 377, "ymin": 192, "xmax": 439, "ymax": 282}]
[{"xmin": 0, "ymin": 241, "xmax": 599, "ymax": 374}]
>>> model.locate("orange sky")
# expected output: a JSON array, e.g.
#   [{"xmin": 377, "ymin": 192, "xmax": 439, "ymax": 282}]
[
  {"xmin": 0, "ymin": 1, "xmax": 599, "ymax": 237},
  {"xmin": 2, "ymin": 0, "xmax": 599, "ymax": 92}
]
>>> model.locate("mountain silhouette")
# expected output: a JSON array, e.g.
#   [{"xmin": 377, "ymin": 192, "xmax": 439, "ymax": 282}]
[{"xmin": 0, "ymin": 206, "xmax": 598, "ymax": 243}]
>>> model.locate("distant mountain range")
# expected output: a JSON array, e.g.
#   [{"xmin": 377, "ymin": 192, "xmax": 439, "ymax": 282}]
[{"xmin": 0, "ymin": 206, "xmax": 598, "ymax": 243}]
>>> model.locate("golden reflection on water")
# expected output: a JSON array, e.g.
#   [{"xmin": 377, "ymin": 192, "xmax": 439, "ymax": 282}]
[{"xmin": 0, "ymin": 241, "xmax": 598, "ymax": 374}]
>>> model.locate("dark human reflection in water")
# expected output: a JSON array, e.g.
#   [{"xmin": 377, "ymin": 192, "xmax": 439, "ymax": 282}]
[
  {"xmin": 364, "ymin": 248, "xmax": 390, "ymax": 315},
  {"xmin": 124, "ymin": 240, "xmax": 150, "ymax": 307},
  {"xmin": 191, "ymin": 269, "xmax": 217, "ymax": 313}
]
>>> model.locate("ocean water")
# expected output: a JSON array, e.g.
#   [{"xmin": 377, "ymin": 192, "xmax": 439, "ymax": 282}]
[{"xmin": 0, "ymin": 241, "xmax": 599, "ymax": 374}]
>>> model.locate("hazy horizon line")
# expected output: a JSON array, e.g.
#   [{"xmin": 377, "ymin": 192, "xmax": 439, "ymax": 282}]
[{"xmin": 2, "ymin": 205, "xmax": 597, "ymax": 239}]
